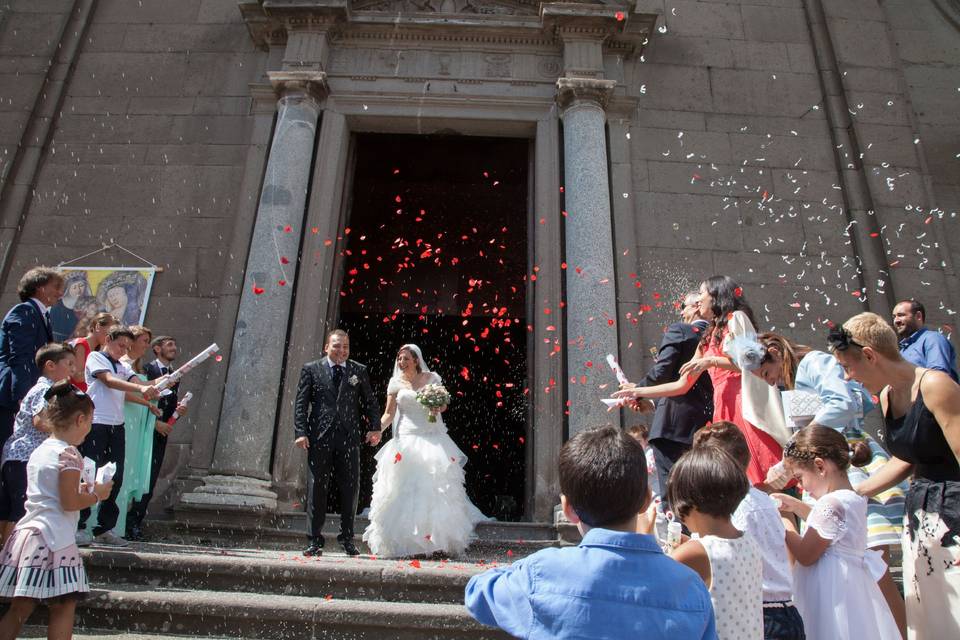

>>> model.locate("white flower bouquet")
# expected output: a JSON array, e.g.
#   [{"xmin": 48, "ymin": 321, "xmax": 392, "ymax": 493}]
[{"xmin": 416, "ymin": 383, "xmax": 451, "ymax": 423}]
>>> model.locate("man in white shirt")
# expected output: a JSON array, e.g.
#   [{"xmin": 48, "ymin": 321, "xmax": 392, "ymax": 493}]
[{"xmin": 76, "ymin": 326, "xmax": 158, "ymax": 547}]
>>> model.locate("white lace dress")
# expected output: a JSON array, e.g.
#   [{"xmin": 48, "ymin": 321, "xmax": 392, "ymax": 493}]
[
  {"xmin": 794, "ymin": 489, "xmax": 901, "ymax": 640},
  {"xmin": 362, "ymin": 373, "xmax": 488, "ymax": 558}
]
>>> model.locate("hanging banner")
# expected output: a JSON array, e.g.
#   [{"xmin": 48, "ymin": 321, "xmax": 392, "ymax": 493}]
[{"xmin": 50, "ymin": 267, "xmax": 157, "ymax": 341}]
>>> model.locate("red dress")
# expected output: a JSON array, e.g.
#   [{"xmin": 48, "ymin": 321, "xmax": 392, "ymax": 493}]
[
  {"xmin": 702, "ymin": 339, "xmax": 783, "ymax": 485},
  {"xmin": 69, "ymin": 336, "xmax": 90, "ymax": 392}
]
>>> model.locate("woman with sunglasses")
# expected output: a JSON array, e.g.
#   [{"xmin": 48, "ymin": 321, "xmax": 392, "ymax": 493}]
[{"xmin": 831, "ymin": 312, "xmax": 960, "ymax": 640}]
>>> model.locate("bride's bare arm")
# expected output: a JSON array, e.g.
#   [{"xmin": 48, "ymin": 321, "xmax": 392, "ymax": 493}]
[{"xmin": 380, "ymin": 394, "xmax": 398, "ymax": 431}]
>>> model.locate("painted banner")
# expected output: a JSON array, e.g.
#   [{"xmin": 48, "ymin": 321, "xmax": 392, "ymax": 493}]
[{"xmin": 50, "ymin": 267, "xmax": 156, "ymax": 341}]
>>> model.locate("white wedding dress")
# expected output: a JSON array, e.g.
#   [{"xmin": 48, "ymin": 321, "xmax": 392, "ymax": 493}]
[{"xmin": 362, "ymin": 370, "xmax": 489, "ymax": 558}]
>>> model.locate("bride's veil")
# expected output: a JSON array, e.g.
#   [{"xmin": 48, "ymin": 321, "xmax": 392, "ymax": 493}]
[{"xmin": 390, "ymin": 344, "xmax": 432, "ymax": 437}]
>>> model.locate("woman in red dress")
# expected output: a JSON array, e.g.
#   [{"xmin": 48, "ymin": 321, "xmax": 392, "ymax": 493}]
[{"xmin": 615, "ymin": 276, "xmax": 787, "ymax": 485}]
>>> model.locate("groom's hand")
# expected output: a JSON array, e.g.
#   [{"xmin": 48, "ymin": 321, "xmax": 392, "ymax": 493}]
[
  {"xmin": 365, "ymin": 431, "xmax": 382, "ymax": 446},
  {"xmin": 294, "ymin": 436, "xmax": 309, "ymax": 450}
]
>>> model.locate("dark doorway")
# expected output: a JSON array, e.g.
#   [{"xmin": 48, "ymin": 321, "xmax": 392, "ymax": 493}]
[{"xmin": 337, "ymin": 133, "xmax": 529, "ymax": 521}]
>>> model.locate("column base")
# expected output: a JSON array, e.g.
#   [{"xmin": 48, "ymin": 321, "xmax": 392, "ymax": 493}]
[{"xmin": 178, "ymin": 475, "xmax": 278, "ymax": 511}]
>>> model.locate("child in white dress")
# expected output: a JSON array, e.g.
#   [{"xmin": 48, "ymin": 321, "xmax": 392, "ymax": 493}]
[
  {"xmin": 668, "ymin": 446, "xmax": 764, "ymax": 640},
  {"xmin": 0, "ymin": 382, "xmax": 112, "ymax": 640},
  {"xmin": 773, "ymin": 424, "xmax": 901, "ymax": 640}
]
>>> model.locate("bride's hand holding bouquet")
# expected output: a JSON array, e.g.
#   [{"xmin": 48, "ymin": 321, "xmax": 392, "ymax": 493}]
[{"xmin": 417, "ymin": 383, "xmax": 451, "ymax": 423}]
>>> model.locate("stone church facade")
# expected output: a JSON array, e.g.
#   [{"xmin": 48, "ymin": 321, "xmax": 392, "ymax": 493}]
[{"xmin": 0, "ymin": 0, "xmax": 956, "ymax": 522}]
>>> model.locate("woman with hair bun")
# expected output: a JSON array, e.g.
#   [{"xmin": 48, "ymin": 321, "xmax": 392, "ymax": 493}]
[{"xmin": 831, "ymin": 312, "xmax": 960, "ymax": 640}]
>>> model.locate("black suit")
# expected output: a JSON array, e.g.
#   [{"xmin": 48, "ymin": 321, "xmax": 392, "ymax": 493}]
[
  {"xmin": 294, "ymin": 357, "xmax": 380, "ymax": 546},
  {"xmin": 126, "ymin": 360, "xmax": 178, "ymax": 533},
  {"xmin": 0, "ymin": 300, "xmax": 53, "ymax": 449},
  {"xmin": 638, "ymin": 320, "xmax": 713, "ymax": 495}
]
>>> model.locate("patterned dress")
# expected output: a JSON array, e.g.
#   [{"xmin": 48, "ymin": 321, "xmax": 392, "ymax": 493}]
[{"xmin": 699, "ymin": 533, "xmax": 764, "ymax": 640}]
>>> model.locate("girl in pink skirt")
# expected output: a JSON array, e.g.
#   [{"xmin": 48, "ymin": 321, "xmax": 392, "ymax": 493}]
[{"xmin": 0, "ymin": 381, "xmax": 112, "ymax": 640}]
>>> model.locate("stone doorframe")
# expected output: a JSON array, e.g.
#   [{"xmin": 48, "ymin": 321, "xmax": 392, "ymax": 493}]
[{"xmin": 180, "ymin": 0, "xmax": 655, "ymax": 522}]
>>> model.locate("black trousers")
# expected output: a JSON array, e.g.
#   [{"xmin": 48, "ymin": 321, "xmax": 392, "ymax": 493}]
[
  {"xmin": 0, "ymin": 405, "xmax": 17, "ymax": 454},
  {"xmin": 127, "ymin": 429, "xmax": 167, "ymax": 532},
  {"xmin": 306, "ymin": 437, "xmax": 360, "ymax": 546},
  {"xmin": 649, "ymin": 438, "xmax": 691, "ymax": 504},
  {"xmin": 78, "ymin": 422, "xmax": 125, "ymax": 536}
]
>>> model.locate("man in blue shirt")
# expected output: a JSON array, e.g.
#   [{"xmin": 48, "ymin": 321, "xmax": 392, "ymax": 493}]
[
  {"xmin": 465, "ymin": 426, "xmax": 717, "ymax": 639},
  {"xmin": 892, "ymin": 300, "xmax": 958, "ymax": 381}
]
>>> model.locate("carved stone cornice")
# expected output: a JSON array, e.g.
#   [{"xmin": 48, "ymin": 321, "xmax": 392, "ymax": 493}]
[
  {"xmin": 556, "ymin": 76, "xmax": 615, "ymax": 110},
  {"xmin": 240, "ymin": 1, "xmax": 657, "ymax": 58},
  {"xmin": 268, "ymin": 70, "xmax": 330, "ymax": 104}
]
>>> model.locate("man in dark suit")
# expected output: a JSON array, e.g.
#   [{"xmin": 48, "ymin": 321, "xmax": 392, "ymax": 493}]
[
  {"xmin": 634, "ymin": 292, "xmax": 713, "ymax": 500},
  {"xmin": 0, "ymin": 267, "xmax": 63, "ymax": 450},
  {"xmin": 127, "ymin": 335, "xmax": 187, "ymax": 541},
  {"xmin": 294, "ymin": 329, "xmax": 381, "ymax": 557}
]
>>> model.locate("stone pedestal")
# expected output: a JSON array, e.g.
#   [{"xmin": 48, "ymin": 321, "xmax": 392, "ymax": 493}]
[
  {"xmin": 557, "ymin": 77, "xmax": 621, "ymax": 436},
  {"xmin": 179, "ymin": 72, "xmax": 327, "ymax": 510}
]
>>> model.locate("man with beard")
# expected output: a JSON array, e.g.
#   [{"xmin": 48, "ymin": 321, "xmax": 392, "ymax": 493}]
[{"xmin": 892, "ymin": 300, "xmax": 957, "ymax": 381}]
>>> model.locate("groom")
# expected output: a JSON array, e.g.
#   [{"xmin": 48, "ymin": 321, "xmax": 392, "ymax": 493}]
[{"xmin": 294, "ymin": 329, "xmax": 381, "ymax": 557}]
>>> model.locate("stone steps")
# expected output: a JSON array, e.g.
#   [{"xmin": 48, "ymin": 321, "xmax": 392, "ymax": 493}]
[
  {"xmin": 81, "ymin": 543, "xmax": 490, "ymax": 604},
  {"xmin": 9, "ymin": 543, "xmax": 513, "ymax": 639},
  {"xmin": 70, "ymin": 585, "xmax": 509, "ymax": 639}
]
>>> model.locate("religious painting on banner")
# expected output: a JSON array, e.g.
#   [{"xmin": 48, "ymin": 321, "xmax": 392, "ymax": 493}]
[{"xmin": 49, "ymin": 267, "xmax": 156, "ymax": 341}]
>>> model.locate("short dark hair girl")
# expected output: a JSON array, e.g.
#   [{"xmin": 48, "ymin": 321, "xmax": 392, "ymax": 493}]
[
  {"xmin": 667, "ymin": 446, "xmax": 750, "ymax": 521},
  {"xmin": 784, "ymin": 424, "xmax": 871, "ymax": 469},
  {"xmin": 701, "ymin": 275, "xmax": 757, "ymax": 346},
  {"xmin": 692, "ymin": 421, "xmax": 751, "ymax": 470},
  {"xmin": 558, "ymin": 425, "xmax": 648, "ymax": 527}
]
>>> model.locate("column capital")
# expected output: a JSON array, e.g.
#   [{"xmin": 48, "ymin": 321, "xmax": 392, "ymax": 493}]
[
  {"xmin": 268, "ymin": 70, "xmax": 329, "ymax": 105},
  {"xmin": 556, "ymin": 77, "xmax": 616, "ymax": 111}
]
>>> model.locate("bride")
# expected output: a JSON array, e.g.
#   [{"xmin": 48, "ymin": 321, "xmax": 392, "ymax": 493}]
[{"xmin": 362, "ymin": 344, "xmax": 488, "ymax": 558}]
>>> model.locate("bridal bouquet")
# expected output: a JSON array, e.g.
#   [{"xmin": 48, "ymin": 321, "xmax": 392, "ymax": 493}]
[{"xmin": 416, "ymin": 383, "xmax": 450, "ymax": 423}]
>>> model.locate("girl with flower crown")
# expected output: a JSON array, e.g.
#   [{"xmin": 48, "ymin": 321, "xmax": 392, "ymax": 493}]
[
  {"xmin": 745, "ymin": 331, "xmax": 907, "ymax": 636},
  {"xmin": 772, "ymin": 425, "xmax": 901, "ymax": 640},
  {"xmin": 614, "ymin": 276, "xmax": 789, "ymax": 486}
]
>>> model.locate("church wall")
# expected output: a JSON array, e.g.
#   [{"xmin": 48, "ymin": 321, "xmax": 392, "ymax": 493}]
[
  {"xmin": 0, "ymin": 0, "xmax": 269, "ymax": 509},
  {"xmin": 619, "ymin": 0, "xmax": 958, "ymax": 380}
]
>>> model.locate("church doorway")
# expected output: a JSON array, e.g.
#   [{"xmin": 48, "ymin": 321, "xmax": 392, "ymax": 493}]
[{"xmin": 336, "ymin": 133, "xmax": 530, "ymax": 521}]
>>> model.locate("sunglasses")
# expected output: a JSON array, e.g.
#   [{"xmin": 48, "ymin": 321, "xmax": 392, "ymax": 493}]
[{"xmin": 826, "ymin": 326, "xmax": 864, "ymax": 352}]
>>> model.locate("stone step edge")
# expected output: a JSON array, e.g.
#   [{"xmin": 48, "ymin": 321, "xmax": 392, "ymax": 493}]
[
  {"xmin": 168, "ymin": 507, "xmax": 562, "ymax": 542},
  {"xmin": 76, "ymin": 586, "xmax": 504, "ymax": 634},
  {"xmin": 82, "ymin": 548, "xmax": 484, "ymax": 589}
]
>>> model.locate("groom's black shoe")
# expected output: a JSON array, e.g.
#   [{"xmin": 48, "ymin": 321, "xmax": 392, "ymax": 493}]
[
  {"xmin": 341, "ymin": 541, "xmax": 361, "ymax": 556},
  {"xmin": 303, "ymin": 543, "xmax": 323, "ymax": 557}
]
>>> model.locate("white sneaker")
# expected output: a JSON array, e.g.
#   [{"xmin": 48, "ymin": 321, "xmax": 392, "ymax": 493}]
[
  {"xmin": 76, "ymin": 529, "xmax": 93, "ymax": 547},
  {"xmin": 93, "ymin": 531, "xmax": 129, "ymax": 547}
]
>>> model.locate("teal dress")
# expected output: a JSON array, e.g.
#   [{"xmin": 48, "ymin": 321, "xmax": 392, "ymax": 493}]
[{"xmin": 91, "ymin": 372, "xmax": 157, "ymax": 536}]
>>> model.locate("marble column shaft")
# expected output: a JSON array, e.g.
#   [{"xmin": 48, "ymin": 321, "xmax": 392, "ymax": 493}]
[
  {"xmin": 189, "ymin": 89, "xmax": 322, "ymax": 509},
  {"xmin": 559, "ymin": 79, "xmax": 621, "ymax": 435}
]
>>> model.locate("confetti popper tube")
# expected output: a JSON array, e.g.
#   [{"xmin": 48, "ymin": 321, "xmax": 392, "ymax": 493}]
[
  {"xmin": 606, "ymin": 354, "xmax": 629, "ymax": 385},
  {"xmin": 153, "ymin": 344, "xmax": 219, "ymax": 392}
]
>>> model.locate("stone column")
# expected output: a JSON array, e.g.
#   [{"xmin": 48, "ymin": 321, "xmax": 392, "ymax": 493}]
[
  {"xmin": 557, "ymin": 77, "xmax": 621, "ymax": 436},
  {"xmin": 180, "ymin": 71, "xmax": 327, "ymax": 510}
]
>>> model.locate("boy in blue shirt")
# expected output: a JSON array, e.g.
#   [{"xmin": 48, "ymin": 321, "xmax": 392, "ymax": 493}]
[{"xmin": 465, "ymin": 425, "xmax": 717, "ymax": 639}]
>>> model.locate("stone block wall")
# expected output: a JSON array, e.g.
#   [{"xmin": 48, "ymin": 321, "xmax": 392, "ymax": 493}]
[
  {"xmin": 0, "ymin": 0, "xmax": 266, "ymax": 510},
  {"xmin": 619, "ymin": 0, "xmax": 958, "ymax": 378}
]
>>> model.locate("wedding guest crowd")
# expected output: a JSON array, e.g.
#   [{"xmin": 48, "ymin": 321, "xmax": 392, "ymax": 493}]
[
  {"xmin": 0, "ymin": 263, "xmax": 957, "ymax": 640},
  {"xmin": 472, "ymin": 275, "xmax": 959, "ymax": 640}
]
